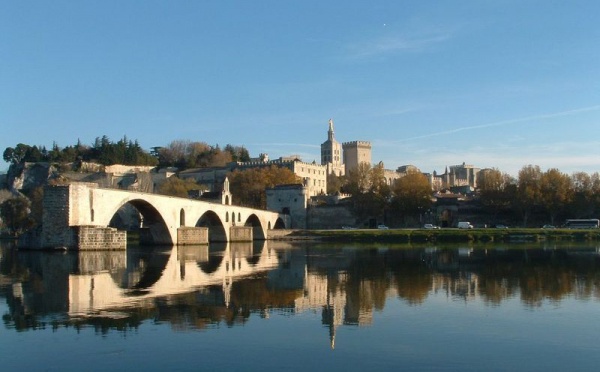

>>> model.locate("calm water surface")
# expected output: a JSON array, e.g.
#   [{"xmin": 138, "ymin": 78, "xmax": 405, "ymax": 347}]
[{"xmin": 1, "ymin": 240, "xmax": 600, "ymax": 371}]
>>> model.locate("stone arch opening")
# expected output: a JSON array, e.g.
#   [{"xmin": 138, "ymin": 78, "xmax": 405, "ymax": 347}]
[
  {"xmin": 197, "ymin": 254, "xmax": 224, "ymax": 274},
  {"xmin": 246, "ymin": 240, "xmax": 266, "ymax": 267},
  {"xmin": 196, "ymin": 211, "xmax": 227, "ymax": 242},
  {"xmin": 180, "ymin": 208, "xmax": 185, "ymax": 227},
  {"xmin": 273, "ymin": 218, "xmax": 286, "ymax": 229},
  {"xmin": 198, "ymin": 242, "xmax": 227, "ymax": 273},
  {"xmin": 244, "ymin": 214, "xmax": 265, "ymax": 240},
  {"xmin": 109, "ymin": 247, "xmax": 171, "ymax": 290},
  {"xmin": 108, "ymin": 199, "xmax": 172, "ymax": 245}
]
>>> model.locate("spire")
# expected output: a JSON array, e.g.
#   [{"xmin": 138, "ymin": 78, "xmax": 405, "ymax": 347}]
[{"xmin": 328, "ymin": 118, "xmax": 334, "ymax": 141}]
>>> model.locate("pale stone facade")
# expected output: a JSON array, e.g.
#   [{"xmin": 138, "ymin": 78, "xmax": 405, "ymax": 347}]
[
  {"xmin": 430, "ymin": 162, "xmax": 480, "ymax": 189},
  {"xmin": 28, "ymin": 182, "xmax": 284, "ymax": 249},
  {"xmin": 320, "ymin": 119, "xmax": 345, "ymax": 177},
  {"xmin": 342, "ymin": 141, "xmax": 372, "ymax": 174},
  {"xmin": 180, "ymin": 157, "xmax": 327, "ymax": 197},
  {"xmin": 265, "ymin": 184, "xmax": 308, "ymax": 229}
]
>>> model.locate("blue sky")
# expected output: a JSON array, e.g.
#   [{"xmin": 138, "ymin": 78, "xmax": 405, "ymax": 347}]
[{"xmin": 2, "ymin": 1, "xmax": 599, "ymax": 177}]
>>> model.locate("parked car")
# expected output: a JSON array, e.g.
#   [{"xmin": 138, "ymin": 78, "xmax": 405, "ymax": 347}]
[
  {"xmin": 495, "ymin": 224, "xmax": 508, "ymax": 229},
  {"xmin": 377, "ymin": 224, "xmax": 389, "ymax": 230},
  {"xmin": 542, "ymin": 225, "xmax": 556, "ymax": 229},
  {"xmin": 458, "ymin": 222, "xmax": 474, "ymax": 229},
  {"xmin": 423, "ymin": 224, "xmax": 440, "ymax": 229}
]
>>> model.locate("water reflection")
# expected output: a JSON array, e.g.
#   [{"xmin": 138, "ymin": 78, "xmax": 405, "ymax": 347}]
[{"xmin": 2, "ymin": 241, "xmax": 600, "ymax": 336}]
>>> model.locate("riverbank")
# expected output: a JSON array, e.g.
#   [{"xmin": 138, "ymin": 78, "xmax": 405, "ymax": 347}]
[{"xmin": 269, "ymin": 228, "xmax": 600, "ymax": 243}]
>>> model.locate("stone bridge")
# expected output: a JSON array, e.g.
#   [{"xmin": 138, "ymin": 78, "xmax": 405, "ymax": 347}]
[{"xmin": 38, "ymin": 182, "xmax": 287, "ymax": 250}]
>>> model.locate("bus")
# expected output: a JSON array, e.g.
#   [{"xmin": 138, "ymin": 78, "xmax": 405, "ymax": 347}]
[{"xmin": 564, "ymin": 219, "xmax": 600, "ymax": 229}]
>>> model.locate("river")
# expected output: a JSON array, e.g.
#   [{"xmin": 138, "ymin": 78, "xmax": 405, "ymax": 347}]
[{"xmin": 1, "ymin": 240, "xmax": 600, "ymax": 371}]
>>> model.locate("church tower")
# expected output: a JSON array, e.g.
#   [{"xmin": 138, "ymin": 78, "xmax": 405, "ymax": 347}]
[{"xmin": 320, "ymin": 119, "xmax": 344, "ymax": 176}]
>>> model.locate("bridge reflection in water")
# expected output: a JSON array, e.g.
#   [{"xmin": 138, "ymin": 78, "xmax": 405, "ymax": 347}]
[
  {"xmin": 67, "ymin": 242, "xmax": 282, "ymax": 315},
  {"xmin": 4, "ymin": 244, "xmax": 600, "ymax": 369},
  {"xmin": 5, "ymin": 243, "xmax": 600, "ymax": 339}
]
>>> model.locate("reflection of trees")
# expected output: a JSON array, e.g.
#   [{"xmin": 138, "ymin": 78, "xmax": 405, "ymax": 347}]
[
  {"xmin": 5, "ymin": 243, "xmax": 600, "ymax": 333},
  {"xmin": 346, "ymin": 249, "xmax": 392, "ymax": 311},
  {"xmin": 388, "ymin": 250, "xmax": 433, "ymax": 305},
  {"xmin": 155, "ymin": 289, "xmax": 235, "ymax": 330},
  {"xmin": 230, "ymin": 277, "xmax": 301, "ymax": 315}
]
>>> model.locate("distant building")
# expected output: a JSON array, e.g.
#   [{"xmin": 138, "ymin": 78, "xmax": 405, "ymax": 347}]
[
  {"xmin": 429, "ymin": 162, "xmax": 480, "ymax": 190},
  {"xmin": 319, "ymin": 118, "xmax": 372, "ymax": 176},
  {"xmin": 180, "ymin": 156, "xmax": 327, "ymax": 197},
  {"xmin": 266, "ymin": 183, "xmax": 308, "ymax": 229},
  {"xmin": 342, "ymin": 141, "xmax": 372, "ymax": 174},
  {"xmin": 187, "ymin": 177, "xmax": 233, "ymax": 205},
  {"xmin": 321, "ymin": 119, "xmax": 345, "ymax": 177}
]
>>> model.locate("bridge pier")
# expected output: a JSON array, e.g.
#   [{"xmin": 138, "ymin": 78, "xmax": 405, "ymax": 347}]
[
  {"xmin": 229, "ymin": 226, "xmax": 253, "ymax": 242},
  {"xmin": 177, "ymin": 227, "xmax": 209, "ymax": 245}
]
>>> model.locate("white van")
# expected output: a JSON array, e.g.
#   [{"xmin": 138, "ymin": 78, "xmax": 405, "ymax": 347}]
[{"xmin": 458, "ymin": 221, "xmax": 473, "ymax": 229}]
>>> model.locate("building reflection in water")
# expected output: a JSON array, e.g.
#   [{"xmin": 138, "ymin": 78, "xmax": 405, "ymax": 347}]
[{"xmin": 2, "ymin": 242, "xmax": 600, "ymax": 344}]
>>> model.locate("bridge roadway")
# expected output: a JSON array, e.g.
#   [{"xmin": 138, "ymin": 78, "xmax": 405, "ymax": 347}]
[{"xmin": 41, "ymin": 182, "xmax": 287, "ymax": 249}]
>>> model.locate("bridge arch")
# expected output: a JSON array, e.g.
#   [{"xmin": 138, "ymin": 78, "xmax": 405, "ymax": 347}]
[
  {"xmin": 273, "ymin": 218, "xmax": 286, "ymax": 229},
  {"xmin": 107, "ymin": 199, "xmax": 173, "ymax": 245},
  {"xmin": 109, "ymin": 248, "xmax": 171, "ymax": 291},
  {"xmin": 196, "ymin": 211, "xmax": 227, "ymax": 242},
  {"xmin": 244, "ymin": 214, "xmax": 266, "ymax": 240}
]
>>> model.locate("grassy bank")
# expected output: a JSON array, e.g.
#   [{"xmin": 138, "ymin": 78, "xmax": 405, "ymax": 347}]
[{"xmin": 279, "ymin": 228, "xmax": 600, "ymax": 243}]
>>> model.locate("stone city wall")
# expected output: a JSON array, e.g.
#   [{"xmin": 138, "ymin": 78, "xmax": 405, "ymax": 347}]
[{"xmin": 307, "ymin": 204, "xmax": 356, "ymax": 229}]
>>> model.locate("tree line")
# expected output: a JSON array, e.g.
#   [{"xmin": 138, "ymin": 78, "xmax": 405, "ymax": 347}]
[
  {"xmin": 3, "ymin": 137, "xmax": 250, "ymax": 169},
  {"xmin": 478, "ymin": 165, "xmax": 600, "ymax": 226},
  {"xmin": 3, "ymin": 136, "xmax": 158, "ymax": 166},
  {"xmin": 3, "ymin": 137, "xmax": 600, "ymax": 231},
  {"xmin": 329, "ymin": 162, "xmax": 433, "ymax": 227},
  {"xmin": 329, "ymin": 163, "xmax": 600, "ymax": 228}
]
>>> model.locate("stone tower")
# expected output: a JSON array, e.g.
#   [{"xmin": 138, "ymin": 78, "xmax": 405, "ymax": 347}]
[
  {"xmin": 342, "ymin": 141, "xmax": 372, "ymax": 174},
  {"xmin": 320, "ymin": 119, "xmax": 344, "ymax": 176}
]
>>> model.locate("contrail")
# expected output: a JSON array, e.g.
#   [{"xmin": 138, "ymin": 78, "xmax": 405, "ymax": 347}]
[{"xmin": 393, "ymin": 105, "xmax": 600, "ymax": 143}]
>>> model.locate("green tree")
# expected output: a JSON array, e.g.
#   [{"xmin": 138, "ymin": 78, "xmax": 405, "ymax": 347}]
[
  {"xmin": 343, "ymin": 162, "xmax": 372, "ymax": 195},
  {"xmin": 342, "ymin": 163, "xmax": 391, "ymax": 225},
  {"xmin": 228, "ymin": 166, "xmax": 300, "ymax": 209},
  {"xmin": 540, "ymin": 168, "xmax": 572, "ymax": 225},
  {"xmin": 370, "ymin": 162, "xmax": 391, "ymax": 199},
  {"xmin": 326, "ymin": 172, "xmax": 343, "ymax": 195},
  {"xmin": 390, "ymin": 170, "xmax": 433, "ymax": 226},
  {"xmin": 3, "ymin": 143, "xmax": 31, "ymax": 165},
  {"xmin": 569, "ymin": 172, "xmax": 600, "ymax": 218},
  {"xmin": 0, "ymin": 197, "xmax": 34, "ymax": 236},
  {"xmin": 516, "ymin": 165, "xmax": 542, "ymax": 227},
  {"xmin": 224, "ymin": 144, "xmax": 250, "ymax": 162},
  {"xmin": 477, "ymin": 168, "xmax": 515, "ymax": 220},
  {"xmin": 157, "ymin": 177, "xmax": 203, "ymax": 198}
]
